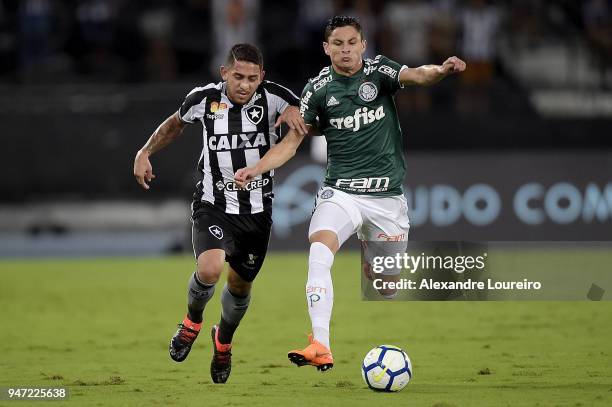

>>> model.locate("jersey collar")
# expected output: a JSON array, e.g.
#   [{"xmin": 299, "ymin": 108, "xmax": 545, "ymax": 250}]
[
  {"xmin": 330, "ymin": 61, "xmax": 365, "ymax": 81},
  {"xmin": 221, "ymin": 81, "xmax": 262, "ymax": 108}
]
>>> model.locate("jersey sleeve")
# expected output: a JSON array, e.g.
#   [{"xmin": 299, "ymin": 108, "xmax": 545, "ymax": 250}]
[
  {"xmin": 263, "ymin": 80, "xmax": 300, "ymax": 114},
  {"xmin": 377, "ymin": 55, "xmax": 408, "ymax": 93},
  {"xmin": 299, "ymin": 81, "xmax": 321, "ymax": 126},
  {"xmin": 178, "ymin": 87, "xmax": 209, "ymax": 124}
]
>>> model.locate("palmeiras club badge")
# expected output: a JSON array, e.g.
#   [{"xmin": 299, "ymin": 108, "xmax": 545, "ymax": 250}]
[
  {"xmin": 245, "ymin": 105, "xmax": 264, "ymax": 125},
  {"xmin": 358, "ymin": 82, "xmax": 378, "ymax": 102}
]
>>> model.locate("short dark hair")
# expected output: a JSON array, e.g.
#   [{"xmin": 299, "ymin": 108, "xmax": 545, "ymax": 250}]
[
  {"xmin": 324, "ymin": 16, "xmax": 363, "ymax": 41},
  {"xmin": 226, "ymin": 43, "xmax": 264, "ymax": 68}
]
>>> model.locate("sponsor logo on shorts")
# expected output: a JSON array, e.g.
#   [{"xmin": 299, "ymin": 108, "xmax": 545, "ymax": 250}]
[
  {"xmin": 247, "ymin": 253, "xmax": 258, "ymax": 265},
  {"xmin": 208, "ymin": 225, "xmax": 223, "ymax": 240},
  {"xmin": 377, "ymin": 233, "xmax": 406, "ymax": 242},
  {"xmin": 358, "ymin": 82, "xmax": 378, "ymax": 102},
  {"xmin": 241, "ymin": 253, "xmax": 260, "ymax": 270},
  {"xmin": 320, "ymin": 189, "xmax": 334, "ymax": 199}
]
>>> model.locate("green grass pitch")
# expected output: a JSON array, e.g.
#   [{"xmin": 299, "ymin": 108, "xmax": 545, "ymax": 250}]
[{"xmin": 1, "ymin": 251, "xmax": 611, "ymax": 406}]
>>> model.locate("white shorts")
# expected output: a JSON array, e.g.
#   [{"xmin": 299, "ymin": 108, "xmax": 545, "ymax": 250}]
[{"xmin": 308, "ymin": 186, "xmax": 410, "ymax": 247}]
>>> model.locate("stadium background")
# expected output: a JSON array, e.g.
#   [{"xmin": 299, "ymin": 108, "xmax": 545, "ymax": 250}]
[
  {"xmin": 1, "ymin": 0, "xmax": 611, "ymax": 254},
  {"xmin": 1, "ymin": 1, "xmax": 611, "ymax": 405}
]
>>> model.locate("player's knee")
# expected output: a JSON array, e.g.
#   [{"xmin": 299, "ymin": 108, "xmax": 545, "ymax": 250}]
[
  {"xmin": 309, "ymin": 230, "xmax": 339, "ymax": 254},
  {"xmin": 196, "ymin": 254, "xmax": 224, "ymax": 283}
]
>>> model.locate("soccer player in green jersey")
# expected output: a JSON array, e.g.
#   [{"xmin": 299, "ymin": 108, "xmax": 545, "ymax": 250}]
[{"xmin": 235, "ymin": 16, "xmax": 466, "ymax": 371}]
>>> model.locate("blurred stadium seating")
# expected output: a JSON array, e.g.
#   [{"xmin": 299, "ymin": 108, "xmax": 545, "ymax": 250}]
[{"xmin": 1, "ymin": 0, "xmax": 611, "ymax": 255}]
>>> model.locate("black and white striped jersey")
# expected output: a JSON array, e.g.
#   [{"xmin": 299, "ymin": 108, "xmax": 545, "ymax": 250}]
[{"xmin": 178, "ymin": 80, "xmax": 299, "ymax": 215}]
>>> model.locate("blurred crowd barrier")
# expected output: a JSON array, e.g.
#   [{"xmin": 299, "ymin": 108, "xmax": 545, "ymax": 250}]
[{"xmin": 1, "ymin": 152, "xmax": 610, "ymax": 257}]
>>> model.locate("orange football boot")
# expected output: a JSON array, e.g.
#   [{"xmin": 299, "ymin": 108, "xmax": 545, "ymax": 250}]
[{"xmin": 288, "ymin": 334, "xmax": 334, "ymax": 371}]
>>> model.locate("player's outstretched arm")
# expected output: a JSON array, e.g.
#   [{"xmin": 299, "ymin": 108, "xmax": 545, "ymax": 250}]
[
  {"xmin": 133, "ymin": 112, "xmax": 186, "ymax": 190},
  {"xmin": 399, "ymin": 56, "xmax": 466, "ymax": 87},
  {"xmin": 234, "ymin": 128, "xmax": 307, "ymax": 187}
]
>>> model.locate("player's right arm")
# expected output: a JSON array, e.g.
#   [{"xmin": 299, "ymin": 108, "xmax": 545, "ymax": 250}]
[
  {"xmin": 235, "ymin": 79, "xmax": 321, "ymax": 187},
  {"xmin": 234, "ymin": 128, "xmax": 307, "ymax": 186},
  {"xmin": 134, "ymin": 86, "xmax": 210, "ymax": 189},
  {"xmin": 133, "ymin": 112, "xmax": 186, "ymax": 190}
]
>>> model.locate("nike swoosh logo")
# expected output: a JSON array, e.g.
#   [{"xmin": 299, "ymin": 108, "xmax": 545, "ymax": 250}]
[{"xmin": 373, "ymin": 366, "xmax": 388, "ymax": 382}]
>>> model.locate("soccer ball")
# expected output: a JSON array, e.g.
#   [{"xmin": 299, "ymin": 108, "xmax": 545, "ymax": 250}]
[{"xmin": 361, "ymin": 345, "xmax": 412, "ymax": 392}]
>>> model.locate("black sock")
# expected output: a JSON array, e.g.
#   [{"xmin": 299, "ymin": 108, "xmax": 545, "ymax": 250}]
[{"xmin": 218, "ymin": 317, "xmax": 238, "ymax": 345}]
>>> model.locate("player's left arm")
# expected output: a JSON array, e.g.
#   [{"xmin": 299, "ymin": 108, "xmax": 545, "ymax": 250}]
[
  {"xmin": 234, "ymin": 128, "xmax": 308, "ymax": 187},
  {"xmin": 399, "ymin": 56, "xmax": 467, "ymax": 86},
  {"xmin": 275, "ymin": 106, "xmax": 308, "ymax": 135}
]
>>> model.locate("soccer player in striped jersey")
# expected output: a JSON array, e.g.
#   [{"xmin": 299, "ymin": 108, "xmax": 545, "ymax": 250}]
[
  {"xmin": 133, "ymin": 43, "xmax": 307, "ymax": 383},
  {"xmin": 235, "ymin": 17, "xmax": 466, "ymax": 372}
]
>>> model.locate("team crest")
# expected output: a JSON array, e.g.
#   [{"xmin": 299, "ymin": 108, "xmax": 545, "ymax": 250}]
[
  {"xmin": 245, "ymin": 105, "xmax": 264, "ymax": 125},
  {"xmin": 358, "ymin": 82, "xmax": 378, "ymax": 102},
  {"xmin": 208, "ymin": 225, "xmax": 223, "ymax": 240},
  {"xmin": 320, "ymin": 189, "xmax": 334, "ymax": 199}
]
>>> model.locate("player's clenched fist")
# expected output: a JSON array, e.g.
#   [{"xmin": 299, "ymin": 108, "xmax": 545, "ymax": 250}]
[
  {"xmin": 275, "ymin": 105, "xmax": 309, "ymax": 136},
  {"xmin": 234, "ymin": 167, "xmax": 257, "ymax": 188},
  {"xmin": 440, "ymin": 56, "xmax": 467, "ymax": 75}
]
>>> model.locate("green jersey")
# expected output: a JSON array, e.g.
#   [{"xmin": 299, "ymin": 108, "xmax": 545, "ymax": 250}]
[{"xmin": 300, "ymin": 55, "xmax": 407, "ymax": 196}]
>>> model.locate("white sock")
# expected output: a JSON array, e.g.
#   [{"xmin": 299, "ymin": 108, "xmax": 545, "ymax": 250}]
[{"xmin": 306, "ymin": 242, "xmax": 334, "ymax": 349}]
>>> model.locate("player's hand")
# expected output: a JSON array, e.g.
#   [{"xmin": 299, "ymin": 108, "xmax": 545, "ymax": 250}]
[
  {"xmin": 133, "ymin": 150, "xmax": 156, "ymax": 190},
  {"xmin": 439, "ymin": 56, "xmax": 467, "ymax": 75},
  {"xmin": 234, "ymin": 167, "xmax": 258, "ymax": 188},
  {"xmin": 275, "ymin": 106, "xmax": 308, "ymax": 136}
]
